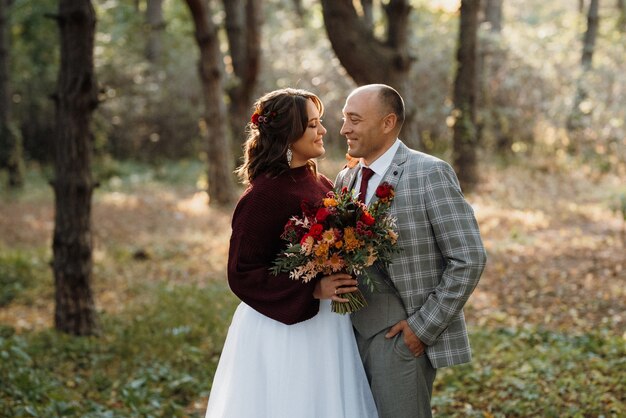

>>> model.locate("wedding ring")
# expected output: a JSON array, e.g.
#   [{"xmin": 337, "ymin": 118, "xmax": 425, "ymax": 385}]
[{"xmin": 335, "ymin": 288, "xmax": 339, "ymax": 295}]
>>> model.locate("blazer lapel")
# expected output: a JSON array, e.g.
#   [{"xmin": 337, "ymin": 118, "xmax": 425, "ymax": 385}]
[
  {"xmin": 342, "ymin": 166, "xmax": 360, "ymax": 191},
  {"xmin": 367, "ymin": 141, "xmax": 409, "ymax": 207}
]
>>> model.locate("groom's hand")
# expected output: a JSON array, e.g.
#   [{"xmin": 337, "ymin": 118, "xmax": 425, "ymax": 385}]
[{"xmin": 385, "ymin": 320, "xmax": 425, "ymax": 357}]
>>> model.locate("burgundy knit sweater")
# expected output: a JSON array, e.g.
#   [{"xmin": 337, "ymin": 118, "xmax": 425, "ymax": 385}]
[{"xmin": 228, "ymin": 165, "xmax": 333, "ymax": 325}]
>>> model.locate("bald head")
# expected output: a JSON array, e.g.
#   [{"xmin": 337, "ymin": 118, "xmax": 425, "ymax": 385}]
[{"xmin": 349, "ymin": 84, "xmax": 405, "ymax": 132}]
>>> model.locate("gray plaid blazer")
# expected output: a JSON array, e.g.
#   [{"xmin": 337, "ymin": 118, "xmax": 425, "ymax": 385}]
[{"xmin": 335, "ymin": 141, "xmax": 487, "ymax": 368}]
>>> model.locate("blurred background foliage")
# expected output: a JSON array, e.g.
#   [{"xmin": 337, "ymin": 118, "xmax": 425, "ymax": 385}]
[{"xmin": 6, "ymin": 0, "xmax": 625, "ymax": 174}]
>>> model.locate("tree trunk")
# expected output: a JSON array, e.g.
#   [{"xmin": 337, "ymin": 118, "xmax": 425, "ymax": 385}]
[
  {"xmin": 619, "ymin": 0, "xmax": 626, "ymax": 32},
  {"xmin": 320, "ymin": 0, "xmax": 420, "ymax": 148},
  {"xmin": 568, "ymin": 0, "xmax": 600, "ymax": 132},
  {"xmin": 362, "ymin": 0, "xmax": 374, "ymax": 30},
  {"xmin": 0, "ymin": 0, "xmax": 8, "ymax": 144},
  {"xmin": 452, "ymin": 0, "xmax": 480, "ymax": 192},
  {"xmin": 581, "ymin": 0, "xmax": 600, "ymax": 71},
  {"xmin": 478, "ymin": 0, "xmax": 511, "ymax": 154},
  {"xmin": 52, "ymin": 0, "xmax": 98, "ymax": 336},
  {"xmin": 291, "ymin": 0, "xmax": 303, "ymax": 18},
  {"xmin": 0, "ymin": 0, "xmax": 24, "ymax": 187},
  {"xmin": 484, "ymin": 0, "xmax": 503, "ymax": 33},
  {"xmin": 145, "ymin": 0, "xmax": 165, "ymax": 63},
  {"xmin": 223, "ymin": 0, "xmax": 261, "ymax": 150},
  {"xmin": 184, "ymin": 0, "xmax": 237, "ymax": 206}
]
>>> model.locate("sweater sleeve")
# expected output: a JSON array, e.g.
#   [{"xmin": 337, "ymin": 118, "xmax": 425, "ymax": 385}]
[{"xmin": 227, "ymin": 182, "xmax": 320, "ymax": 325}]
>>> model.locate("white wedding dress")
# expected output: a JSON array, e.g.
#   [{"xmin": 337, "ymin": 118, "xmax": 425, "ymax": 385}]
[{"xmin": 205, "ymin": 299, "xmax": 378, "ymax": 418}]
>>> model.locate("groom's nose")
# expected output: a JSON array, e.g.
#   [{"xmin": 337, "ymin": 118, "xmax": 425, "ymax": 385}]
[{"xmin": 340, "ymin": 120, "xmax": 350, "ymax": 136}]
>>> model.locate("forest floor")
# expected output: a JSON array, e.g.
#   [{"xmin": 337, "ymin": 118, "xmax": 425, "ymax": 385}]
[
  {"xmin": 0, "ymin": 159, "xmax": 624, "ymax": 416},
  {"xmin": 2, "ymin": 160, "xmax": 624, "ymax": 335}
]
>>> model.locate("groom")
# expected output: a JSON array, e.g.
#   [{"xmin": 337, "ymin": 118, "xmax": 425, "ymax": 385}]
[{"xmin": 335, "ymin": 84, "xmax": 487, "ymax": 418}]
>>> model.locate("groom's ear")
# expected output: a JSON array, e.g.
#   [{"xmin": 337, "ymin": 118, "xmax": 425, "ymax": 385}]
[{"xmin": 382, "ymin": 113, "xmax": 398, "ymax": 134}]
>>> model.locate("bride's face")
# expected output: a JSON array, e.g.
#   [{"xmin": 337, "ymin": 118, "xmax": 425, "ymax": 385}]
[{"xmin": 289, "ymin": 99, "xmax": 327, "ymax": 167}]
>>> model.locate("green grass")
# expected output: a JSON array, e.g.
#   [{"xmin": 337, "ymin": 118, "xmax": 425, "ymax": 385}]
[
  {"xmin": 433, "ymin": 328, "xmax": 626, "ymax": 417},
  {"xmin": 93, "ymin": 158, "xmax": 207, "ymax": 192},
  {"xmin": 0, "ymin": 283, "xmax": 238, "ymax": 418},
  {"xmin": 0, "ymin": 159, "xmax": 207, "ymax": 199},
  {"xmin": 0, "ymin": 249, "xmax": 49, "ymax": 307},
  {"xmin": 2, "ymin": 293, "xmax": 624, "ymax": 417}
]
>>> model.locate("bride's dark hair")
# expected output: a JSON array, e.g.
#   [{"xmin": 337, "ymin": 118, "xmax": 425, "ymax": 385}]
[{"xmin": 236, "ymin": 88, "xmax": 324, "ymax": 184}]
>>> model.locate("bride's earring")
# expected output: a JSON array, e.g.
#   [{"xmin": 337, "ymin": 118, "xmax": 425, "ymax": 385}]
[{"xmin": 286, "ymin": 147, "xmax": 293, "ymax": 166}]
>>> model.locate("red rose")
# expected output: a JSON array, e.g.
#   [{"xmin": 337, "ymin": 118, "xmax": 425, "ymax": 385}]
[
  {"xmin": 309, "ymin": 223, "xmax": 324, "ymax": 238},
  {"xmin": 251, "ymin": 113, "xmax": 260, "ymax": 125},
  {"xmin": 360, "ymin": 212, "xmax": 375, "ymax": 226},
  {"xmin": 300, "ymin": 233, "xmax": 312, "ymax": 245},
  {"xmin": 300, "ymin": 200, "xmax": 317, "ymax": 218},
  {"xmin": 376, "ymin": 182, "xmax": 394, "ymax": 200},
  {"xmin": 316, "ymin": 207, "xmax": 331, "ymax": 222}
]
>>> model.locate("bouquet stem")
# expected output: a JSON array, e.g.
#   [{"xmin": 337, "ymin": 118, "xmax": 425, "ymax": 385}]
[{"xmin": 331, "ymin": 289, "xmax": 368, "ymax": 314}]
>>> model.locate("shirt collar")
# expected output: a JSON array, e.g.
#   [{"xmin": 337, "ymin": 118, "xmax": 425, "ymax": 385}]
[{"xmin": 359, "ymin": 139, "xmax": 400, "ymax": 176}]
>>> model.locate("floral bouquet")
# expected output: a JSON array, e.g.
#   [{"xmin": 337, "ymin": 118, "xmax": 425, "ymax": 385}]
[{"xmin": 270, "ymin": 183, "xmax": 400, "ymax": 314}]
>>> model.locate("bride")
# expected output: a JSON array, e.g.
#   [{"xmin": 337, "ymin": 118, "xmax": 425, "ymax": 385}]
[{"xmin": 205, "ymin": 88, "xmax": 378, "ymax": 418}]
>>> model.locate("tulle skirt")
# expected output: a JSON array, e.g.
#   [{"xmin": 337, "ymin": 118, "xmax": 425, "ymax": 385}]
[{"xmin": 205, "ymin": 300, "xmax": 378, "ymax": 418}]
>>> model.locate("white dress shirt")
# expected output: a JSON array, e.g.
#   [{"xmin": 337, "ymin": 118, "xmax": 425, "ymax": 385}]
[{"xmin": 356, "ymin": 139, "xmax": 401, "ymax": 205}]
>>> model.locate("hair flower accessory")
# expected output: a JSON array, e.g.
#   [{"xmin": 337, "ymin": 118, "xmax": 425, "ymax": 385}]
[{"xmin": 251, "ymin": 110, "xmax": 277, "ymax": 126}]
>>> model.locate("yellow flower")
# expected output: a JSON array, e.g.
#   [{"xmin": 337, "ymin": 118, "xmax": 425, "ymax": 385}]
[
  {"xmin": 315, "ymin": 242, "xmax": 329, "ymax": 257},
  {"xmin": 323, "ymin": 197, "xmax": 338, "ymax": 207},
  {"xmin": 322, "ymin": 229, "xmax": 336, "ymax": 244},
  {"xmin": 343, "ymin": 227, "xmax": 362, "ymax": 251},
  {"xmin": 328, "ymin": 253, "xmax": 344, "ymax": 271}
]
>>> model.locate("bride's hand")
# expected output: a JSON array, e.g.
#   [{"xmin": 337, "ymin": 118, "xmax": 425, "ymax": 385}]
[{"xmin": 313, "ymin": 273, "xmax": 358, "ymax": 302}]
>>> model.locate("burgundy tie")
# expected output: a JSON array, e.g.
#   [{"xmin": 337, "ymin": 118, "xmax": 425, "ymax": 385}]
[{"xmin": 358, "ymin": 167, "xmax": 375, "ymax": 203}]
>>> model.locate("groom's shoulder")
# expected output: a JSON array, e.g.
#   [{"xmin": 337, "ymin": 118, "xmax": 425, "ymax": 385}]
[
  {"xmin": 336, "ymin": 164, "xmax": 357, "ymax": 181},
  {"xmin": 404, "ymin": 147, "xmax": 450, "ymax": 170}
]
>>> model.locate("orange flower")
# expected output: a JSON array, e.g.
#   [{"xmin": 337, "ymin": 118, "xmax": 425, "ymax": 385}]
[
  {"xmin": 328, "ymin": 253, "xmax": 344, "ymax": 271},
  {"xmin": 343, "ymin": 227, "xmax": 362, "ymax": 251},
  {"xmin": 360, "ymin": 211, "xmax": 375, "ymax": 226},
  {"xmin": 314, "ymin": 242, "xmax": 330, "ymax": 257}
]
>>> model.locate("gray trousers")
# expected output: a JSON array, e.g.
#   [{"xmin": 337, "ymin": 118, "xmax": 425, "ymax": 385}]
[{"xmin": 355, "ymin": 328, "xmax": 437, "ymax": 418}]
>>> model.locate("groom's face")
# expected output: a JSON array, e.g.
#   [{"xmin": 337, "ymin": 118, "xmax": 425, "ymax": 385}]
[{"xmin": 340, "ymin": 90, "xmax": 388, "ymax": 166}]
